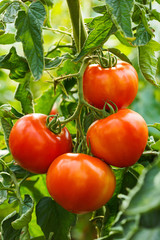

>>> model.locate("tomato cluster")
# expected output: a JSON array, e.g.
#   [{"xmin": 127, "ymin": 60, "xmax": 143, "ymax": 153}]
[
  {"xmin": 9, "ymin": 60, "xmax": 148, "ymax": 214},
  {"xmin": 84, "ymin": 63, "xmax": 148, "ymax": 167}
]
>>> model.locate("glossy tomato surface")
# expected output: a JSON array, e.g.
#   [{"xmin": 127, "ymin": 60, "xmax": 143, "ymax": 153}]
[
  {"xmin": 83, "ymin": 61, "xmax": 138, "ymax": 109},
  {"xmin": 87, "ymin": 109, "xmax": 148, "ymax": 167},
  {"xmin": 9, "ymin": 114, "xmax": 72, "ymax": 174},
  {"xmin": 46, "ymin": 153, "xmax": 116, "ymax": 214}
]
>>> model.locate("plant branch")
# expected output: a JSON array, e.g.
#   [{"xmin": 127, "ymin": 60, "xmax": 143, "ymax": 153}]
[
  {"xmin": 66, "ymin": 0, "xmax": 87, "ymax": 52},
  {"xmin": 46, "ymin": 73, "xmax": 79, "ymax": 83},
  {"xmin": 143, "ymin": 150, "xmax": 159, "ymax": 156},
  {"xmin": 0, "ymin": 159, "xmax": 31, "ymax": 238},
  {"xmin": 43, "ymin": 26, "xmax": 72, "ymax": 36}
]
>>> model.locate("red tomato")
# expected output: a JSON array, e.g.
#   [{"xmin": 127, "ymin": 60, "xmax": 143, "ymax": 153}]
[
  {"xmin": 46, "ymin": 153, "xmax": 116, "ymax": 214},
  {"xmin": 87, "ymin": 109, "xmax": 148, "ymax": 167},
  {"xmin": 83, "ymin": 61, "xmax": 138, "ymax": 109},
  {"xmin": 9, "ymin": 114, "xmax": 72, "ymax": 174}
]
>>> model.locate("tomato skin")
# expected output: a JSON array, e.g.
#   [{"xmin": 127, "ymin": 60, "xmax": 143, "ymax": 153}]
[
  {"xmin": 9, "ymin": 114, "xmax": 72, "ymax": 174},
  {"xmin": 87, "ymin": 109, "xmax": 148, "ymax": 168},
  {"xmin": 46, "ymin": 153, "xmax": 116, "ymax": 214},
  {"xmin": 83, "ymin": 61, "xmax": 138, "ymax": 109}
]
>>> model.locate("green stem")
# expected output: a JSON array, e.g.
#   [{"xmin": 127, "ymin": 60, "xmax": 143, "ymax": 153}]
[
  {"xmin": 0, "ymin": 159, "xmax": 30, "ymax": 238},
  {"xmin": 9, "ymin": 171, "xmax": 23, "ymax": 215},
  {"xmin": 0, "ymin": 187, "xmax": 15, "ymax": 192},
  {"xmin": 46, "ymin": 73, "xmax": 79, "ymax": 83},
  {"xmin": 44, "ymin": 7, "xmax": 52, "ymax": 28},
  {"xmin": 66, "ymin": 0, "xmax": 87, "ymax": 52},
  {"xmin": 60, "ymin": 103, "xmax": 82, "ymax": 124},
  {"xmin": 143, "ymin": 150, "xmax": 159, "ymax": 156},
  {"xmin": 43, "ymin": 27, "xmax": 72, "ymax": 36},
  {"xmin": 149, "ymin": 1, "xmax": 152, "ymax": 10},
  {"xmin": 0, "ymin": 2, "xmax": 12, "ymax": 14}
]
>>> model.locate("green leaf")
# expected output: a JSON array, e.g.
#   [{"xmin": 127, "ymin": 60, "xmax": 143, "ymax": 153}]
[
  {"xmin": 15, "ymin": 1, "xmax": 46, "ymax": 81},
  {"xmin": 0, "ymin": 190, "xmax": 7, "ymax": 205},
  {"xmin": 0, "ymin": 33, "xmax": 15, "ymax": 44},
  {"xmin": 36, "ymin": 197, "xmax": 77, "ymax": 240},
  {"xmin": 1, "ymin": 211, "xmax": 21, "ymax": 240},
  {"xmin": 30, "ymin": 237, "xmax": 44, "ymax": 240},
  {"xmin": 40, "ymin": 0, "xmax": 54, "ymax": 7},
  {"xmin": 105, "ymin": 0, "xmax": 134, "ymax": 37},
  {"xmin": 131, "ymin": 84, "xmax": 160, "ymax": 129},
  {"xmin": 0, "ymin": 2, "xmax": 10, "ymax": 16},
  {"xmin": 150, "ymin": 9, "xmax": 160, "ymax": 22},
  {"xmin": 12, "ymin": 195, "xmax": 34, "ymax": 230},
  {"xmin": 155, "ymin": 0, "xmax": 160, "ymax": 4},
  {"xmin": 131, "ymin": 227, "xmax": 160, "ymax": 240},
  {"xmin": 93, "ymin": 5, "xmax": 107, "ymax": 14},
  {"xmin": 3, "ymin": 2, "xmax": 20, "ymax": 23},
  {"xmin": 151, "ymin": 140, "xmax": 160, "ymax": 151},
  {"xmin": 45, "ymin": 54, "xmax": 72, "ymax": 69},
  {"xmin": 133, "ymin": 22, "xmax": 152, "ymax": 46},
  {"xmin": 132, "ymin": 5, "xmax": 142, "ymax": 24},
  {"xmin": 34, "ymin": 87, "xmax": 60, "ymax": 115},
  {"xmin": 121, "ymin": 160, "xmax": 160, "ymax": 215},
  {"xmin": 75, "ymin": 13, "xmax": 114, "ymax": 61},
  {"xmin": 115, "ymin": 31, "xmax": 134, "ymax": 47},
  {"xmin": 0, "ymin": 172, "xmax": 11, "ymax": 188},
  {"xmin": 0, "ymin": 47, "xmax": 29, "ymax": 79},
  {"xmin": 101, "ymin": 168, "xmax": 137, "ymax": 237},
  {"xmin": 140, "ymin": 209, "xmax": 160, "ymax": 228},
  {"xmin": 139, "ymin": 40, "xmax": 160, "ymax": 87},
  {"xmin": 141, "ymin": 9, "xmax": 154, "ymax": 36},
  {"xmin": 9, "ymin": 164, "xmax": 31, "ymax": 179},
  {"xmin": 0, "ymin": 0, "xmax": 11, "ymax": 9},
  {"xmin": 83, "ymin": 112, "xmax": 95, "ymax": 133},
  {"xmin": 8, "ymin": 196, "xmax": 18, "ymax": 204},
  {"xmin": 0, "ymin": 104, "xmax": 23, "ymax": 119},
  {"xmin": 108, "ymin": 48, "xmax": 132, "ymax": 64},
  {"xmin": 0, "ymin": 117, "xmax": 13, "ymax": 149},
  {"xmin": 15, "ymin": 75, "xmax": 34, "ymax": 114}
]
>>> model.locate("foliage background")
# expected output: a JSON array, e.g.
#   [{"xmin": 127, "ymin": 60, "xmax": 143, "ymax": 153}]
[{"xmin": 1, "ymin": 0, "xmax": 160, "ymax": 239}]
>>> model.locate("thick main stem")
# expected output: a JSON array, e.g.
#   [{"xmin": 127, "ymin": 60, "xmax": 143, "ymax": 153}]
[{"xmin": 66, "ymin": 0, "xmax": 87, "ymax": 52}]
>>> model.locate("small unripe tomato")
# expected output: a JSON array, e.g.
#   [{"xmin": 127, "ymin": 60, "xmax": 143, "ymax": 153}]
[
  {"xmin": 83, "ymin": 61, "xmax": 138, "ymax": 109},
  {"xmin": 9, "ymin": 114, "xmax": 72, "ymax": 174},
  {"xmin": 46, "ymin": 153, "xmax": 116, "ymax": 214},
  {"xmin": 87, "ymin": 109, "xmax": 148, "ymax": 168}
]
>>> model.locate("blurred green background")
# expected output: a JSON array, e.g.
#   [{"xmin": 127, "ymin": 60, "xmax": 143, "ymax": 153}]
[{"xmin": 1, "ymin": 0, "xmax": 160, "ymax": 239}]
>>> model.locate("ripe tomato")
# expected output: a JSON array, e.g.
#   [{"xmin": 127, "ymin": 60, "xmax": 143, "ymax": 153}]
[
  {"xmin": 46, "ymin": 153, "xmax": 116, "ymax": 214},
  {"xmin": 87, "ymin": 109, "xmax": 148, "ymax": 168},
  {"xmin": 9, "ymin": 114, "xmax": 72, "ymax": 174},
  {"xmin": 83, "ymin": 61, "xmax": 138, "ymax": 109}
]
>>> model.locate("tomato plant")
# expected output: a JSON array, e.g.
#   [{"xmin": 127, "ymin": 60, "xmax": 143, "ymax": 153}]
[
  {"xmin": 0, "ymin": 0, "xmax": 160, "ymax": 239},
  {"xmin": 9, "ymin": 113, "xmax": 72, "ymax": 173},
  {"xmin": 87, "ymin": 109, "xmax": 148, "ymax": 167},
  {"xmin": 46, "ymin": 153, "xmax": 116, "ymax": 214},
  {"xmin": 83, "ymin": 61, "xmax": 138, "ymax": 110}
]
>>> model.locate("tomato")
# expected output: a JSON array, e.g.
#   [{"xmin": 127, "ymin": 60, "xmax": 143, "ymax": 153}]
[
  {"xmin": 83, "ymin": 61, "xmax": 138, "ymax": 109},
  {"xmin": 46, "ymin": 153, "xmax": 116, "ymax": 214},
  {"xmin": 9, "ymin": 114, "xmax": 72, "ymax": 174},
  {"xmin": 87, "ymin": 109, "xmax": 148, "ymax": 168}
]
